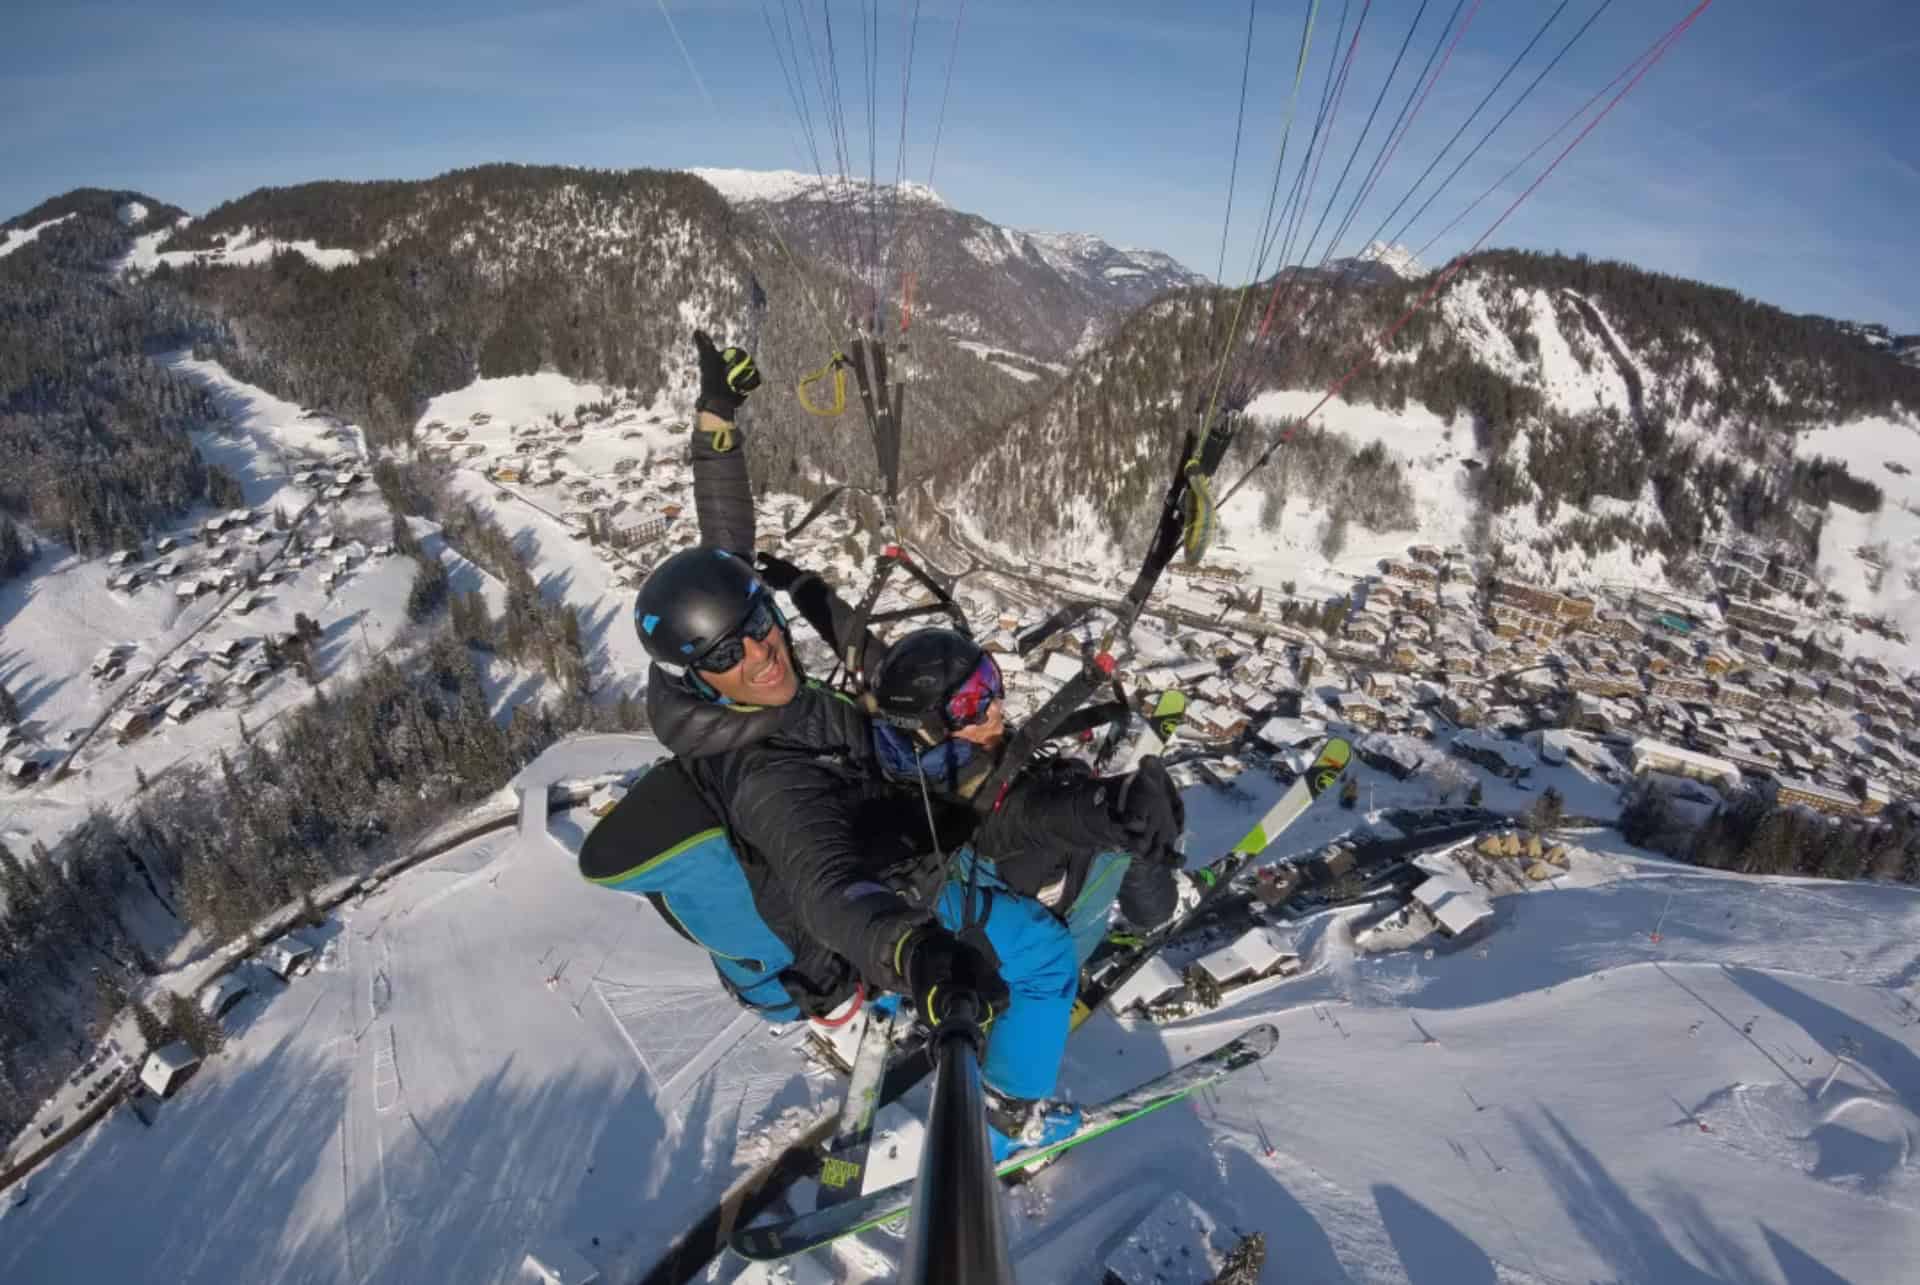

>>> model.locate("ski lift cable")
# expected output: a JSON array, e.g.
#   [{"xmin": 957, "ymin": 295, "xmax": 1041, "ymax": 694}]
[
  {"xmin": 1413, "ymin": 4, "xmax": 1661, "ymax": 263},
  {"xmin": 1215, "ymin": 0, "xmax": 1717, "ymax": 509},
  {"xmin": 1386, "ymin": 0, "xmax": 1620, "ymax": 252},
  {"xmin": 1213, "ymin": 0, "xmax": 1261, "ymax": 289},
  {"xmin": 1196, "ymin": 0, "xmax": 1325, "ymax": 443}
]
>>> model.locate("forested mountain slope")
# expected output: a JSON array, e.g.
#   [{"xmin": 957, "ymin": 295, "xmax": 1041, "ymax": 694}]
[
  {"xmin": 0, "ymin": 190, "xmax": 237, "ymax": 567},
  {"xmin": 945, "ymin": 249, "xmax": 1920, "ymax": 586},
  {"xmin": 139, "ymin": 165, "xmax": 1035, "ymax": 508},
  {"xmin": 690, "ymin": 167, "xmax": 1205, "ymax": 365}
]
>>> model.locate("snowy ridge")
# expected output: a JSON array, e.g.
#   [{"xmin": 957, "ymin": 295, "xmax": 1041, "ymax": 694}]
[
  {"xmin": 0, "ymin": 212, "xmax": 77, "ymax": 259},
  {"xmin": 125, "ymin": 224, "xmax": 362, "ymax": 274},
  {"xmin": 687, "ymin": 166, "xmax": 945, "ymax": 208}
]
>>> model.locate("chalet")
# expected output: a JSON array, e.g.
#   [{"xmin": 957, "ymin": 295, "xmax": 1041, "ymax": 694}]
[
  {"xmin": 108, "ymin": 708, "xmax": 151, "ymax": 744},
  {"xmin": 155, "ymin": 536, "xmax": 180, "ymax": 554},
  {"xmin": 1770, "ymin": 775, "xmax": 1863, "ymax": 818},
  {"xmin": 1724, "ymin": 596, "xmax": 1798, "ymax": 637},
  {"xmin": 211, "ymin": 637, "xmax": 257, "ymax": 668},
  {"xmin": 1335, "ymin": 693, "xmax": 1386, "ymax": 730},
  {"xmin": 260, "ymin": 936, "xmax": 315, "ymax": 980},
  {"xmin": 199, "ymin": 974, "xmax": 251, "ymax": 1019},
  {"xmin": 1411, "ymin": 874, "xmax": 1494, "ymax": 939},
  {"xmin": 1492, "ymin": 577, "xmax": 1595, "ymax": 625},
  {"xmin": 164, "ymin": 690, "xmax": 210, "ymax": 724},
  {"xmin": 140, "ymin": 1042, "xmax": 201, "ymax": 1099},
  {"xmin": 1584, "ymin": 611, "xmax": 1643, "ymax": 643},
  {"xmin": 1629, "ymin": 737, "xmax": 1740, "ymax": 793},
  {"xmin": 3, "ymin": 753, "xmax": 43, "ymax": 785},
  {"xmin": 1184, "ymin": 699, "xmax": 1248, "ymax": 741},
  {"xmin": 1355, "ymin": 733, "xmax": 1422, "ymax": 779},
  {"xmin": 493, "ymin": 461, "xmax": 526, "ymax": 483},
  {"xmin": 1380, "ymin": 558, "xmax": 1437, "ymax": 585},
  {"xmin": 1451, "ymin": 729, "xmax": 1534, "ymax": 779},
  {"xmin": 107, "ymin": 570, "xmax": 144, "ymax": 593},
  {"xmin": 233, "ymin": 663, "xmax": 273, "ymax": 691},
  {"xmin": 107, "ymin": 549, "xmax": 136, "ymax": 568},
  {"xmin": 1820, "ymin": 678, "xmax": 1858, "ymax": 710},
  {"xmin": 173, "ymin": 580, "xmax": 204, "ymax": 604},
  {"xmin": 1650, "ymin": 674, "xmax": 1712, "ymax": 704},
  {"xmin": 1408, "ymin": 544, "xmax": 1443, "ymax": 567}
]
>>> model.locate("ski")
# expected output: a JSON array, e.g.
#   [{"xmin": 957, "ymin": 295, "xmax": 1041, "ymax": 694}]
[
  {"xmin": 730, "ymin": 1023, "xmax": 1282, "ymax": 1262},
  {"xmin": 1072, "ymin": 737, "xmax": 1351, "ymax": 1029},
  {"xmin": 815, "ymin": 1001, "xmax": 906, "ymax": 1209}
]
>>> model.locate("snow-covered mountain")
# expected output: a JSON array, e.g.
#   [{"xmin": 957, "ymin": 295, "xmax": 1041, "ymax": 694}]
[
  {"xmin": 687, "ymin": 166, "xmax": 1207, "ymax": 365},
  {"xmin": 1326, "ymin": 239, "xmax": 1425, "ymax": 284},
  {"xmin": 945, "ymin": 247, "xmax": 1920, "ymax": 640}
]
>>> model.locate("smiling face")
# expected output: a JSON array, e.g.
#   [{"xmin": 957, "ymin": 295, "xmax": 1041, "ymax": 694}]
[{"xmin": 699, "ymin": 623, "xmax": 800, "ymax": 706}]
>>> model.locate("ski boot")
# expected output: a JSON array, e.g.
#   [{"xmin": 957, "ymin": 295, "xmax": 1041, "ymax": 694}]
[{"xmin": 985, "ymin": 1086, "xmax": 1081, "ymax": 1167}]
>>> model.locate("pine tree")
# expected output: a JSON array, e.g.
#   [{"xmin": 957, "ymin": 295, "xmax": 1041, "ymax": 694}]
[
  {"xmin": 0, "ymin": 682, "xmax": 18, "ymax": 725},
  {"xmin": 131, "ymin": 998, "xmax": 166, "ymax": 1050},
  {"xmin": 1467, "ymin": 780, "xmax": 1484, "ymax": 807}
]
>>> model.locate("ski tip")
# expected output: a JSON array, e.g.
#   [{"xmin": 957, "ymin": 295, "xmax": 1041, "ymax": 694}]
[{"xmin": 1238, "ymin": 1023, "xmax": 1281, "ymax": 1057}]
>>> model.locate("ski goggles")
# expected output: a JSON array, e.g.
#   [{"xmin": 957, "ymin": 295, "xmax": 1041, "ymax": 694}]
[
  {"xmin": 943, "ymin": 654, "xmax": 1003, "ymax": 729},
  {"xmin": 692, "ymin": 592, "xmax": 783, "ymax": 674}
]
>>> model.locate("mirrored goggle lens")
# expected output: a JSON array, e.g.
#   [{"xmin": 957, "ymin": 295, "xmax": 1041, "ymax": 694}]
[
  {"xmin": 944, "ymin": 654, "xmax": 1003, "ymax": 726},
  {"xmin": 694, "ymin": 596, "xmax": 780, "ymax": 674}
]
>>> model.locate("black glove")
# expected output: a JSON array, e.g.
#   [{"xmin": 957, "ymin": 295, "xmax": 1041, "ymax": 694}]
[
  {"xmin": 1113, "ymin": 756, "xmax": 1184, "ymax": 865},
  {"xmin": 897, "ymin": 924, "xmax": 1010, "ymax": 1028},
  {"xmin": 754, "ymin": 552, "xmax": 807, "ymax": 593},
  {"xmin": 693, "ymin": 329, "xmax": 762, "ymax": 422}
]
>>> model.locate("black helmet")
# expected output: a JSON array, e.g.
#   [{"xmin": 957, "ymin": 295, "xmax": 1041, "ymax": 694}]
[
  {"xmin": 633, "ymin": 547, "xmax": 769, "ymax": 670},
  {"xmin": 870, "ymin": 627, "xmax": 1000, "ymax": 745}
]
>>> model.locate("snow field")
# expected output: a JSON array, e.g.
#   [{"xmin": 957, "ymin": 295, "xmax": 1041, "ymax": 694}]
[
  {"xmin": 0, "ymin": 214, "xmax": 77, "ymax": 260},
  {"xmin": 7, "ymin": 731, "xmax": 1918, "ymax": 1283}
]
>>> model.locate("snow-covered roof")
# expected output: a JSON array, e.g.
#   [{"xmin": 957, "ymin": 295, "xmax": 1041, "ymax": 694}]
[
  {"xmin": 1629, "ymin": 737, "xmax": 1739, "ymax": 787},
  {"xmin": 1041, "ymin": 652, "xmax": 1081, "ymax": 683},
  {"xmin": 1193, "ymin": 926, "xmax": 1299, "ymax": 984}
]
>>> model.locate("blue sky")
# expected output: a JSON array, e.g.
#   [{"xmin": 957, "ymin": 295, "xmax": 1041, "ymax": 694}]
[{"xmin": 4, "ymin": 0, "xmax": 1916, "ymax": 331}]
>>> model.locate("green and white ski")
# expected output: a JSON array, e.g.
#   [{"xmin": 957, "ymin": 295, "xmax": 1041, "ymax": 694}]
[{"xmin": 731, "ymin": 1022, "xmax": 1281, "ymax": 1262}]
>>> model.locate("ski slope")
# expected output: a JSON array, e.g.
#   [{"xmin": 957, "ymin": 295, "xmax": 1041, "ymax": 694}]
[{"xmin": 4, "ymin": 735, "xmax": 1915, "ymax": 1283}]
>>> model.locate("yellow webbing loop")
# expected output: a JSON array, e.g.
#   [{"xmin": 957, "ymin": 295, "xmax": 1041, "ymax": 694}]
[{"xmin": 797, "ymin": 353, "xmax": 849, "ymax": 418}]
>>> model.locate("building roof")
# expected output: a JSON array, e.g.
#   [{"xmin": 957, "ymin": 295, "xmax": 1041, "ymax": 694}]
[{"xmin": 1629, "ymin": 737, "xmax": 1740, "ymax": 786}]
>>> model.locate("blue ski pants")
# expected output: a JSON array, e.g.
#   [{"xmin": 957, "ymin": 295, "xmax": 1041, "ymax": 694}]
[{"xmin": 933, "ymin": 848, "xmax": 1132, "ymax": 1100}]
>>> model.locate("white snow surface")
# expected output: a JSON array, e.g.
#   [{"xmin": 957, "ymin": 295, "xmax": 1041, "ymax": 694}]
[
  {"xmin": 114, "ymin": 201, "xmax": 149, "ymax": 227},
  {"xmin": 0, "ymin": 213, "xmax": 76, "ymax": 259},
  {"xmin": 688, "ymin": 167, "xmax": 945, "ymax": 208},
  {"xmin": 6, "ymin": 729, "xmax": 1917, "ymax": 1283},
  {"xmin": 123, "ymin": 225, "xmax": 362, "ymax": 274},
  {"xmin": 1799, "ymin": 416, "xmax": 1920, "ymax": 654}
]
